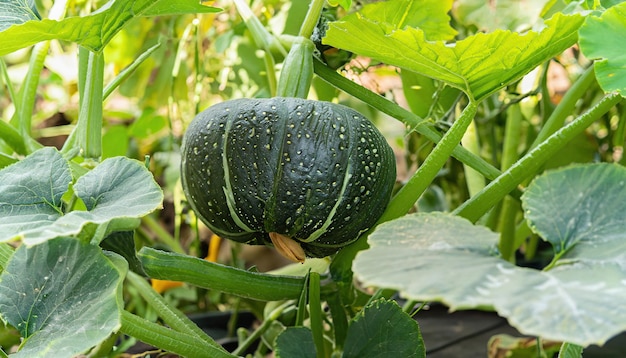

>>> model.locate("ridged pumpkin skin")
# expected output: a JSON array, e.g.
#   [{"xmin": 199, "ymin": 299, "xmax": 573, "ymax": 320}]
[{"xmin": 181, "ymin": 98, "xmax": 396, "ymax": 258}]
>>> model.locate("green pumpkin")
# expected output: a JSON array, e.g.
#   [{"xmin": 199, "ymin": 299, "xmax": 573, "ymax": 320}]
[{"xmin": 181, "ymin": 97, "xmax": 396, "ymax": 261}]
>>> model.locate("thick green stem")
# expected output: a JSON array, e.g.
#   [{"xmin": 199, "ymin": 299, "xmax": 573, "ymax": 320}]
[
  {"xmin": 498, "ymin": 105, "xmax": 523, "ymax": 262},
  {"xmin": 381, "ymin": 101, "xmax": 478, "ymax": 222},
  {"xmin": 299, "ymin": 0, "xmax": 325, "ymax": 39},
  {"xmin": 138, "ymin": 247, "xmax": 305, "ymax": 301},
  {"xmin": 72, "ymin": 47, "xmax": 104, "ymax": 159},
  {"xmin": 499, "ymin": 196, "xmax": 520, "ymax": 262},
  {"xmin": 125, "ymin": 271, "xmax": 223, "ymax": 350},
  {"xmin": 313, "ymin": 59, "xmax": 504, "ymax": 182},
  {"xmin": 103, "ymin": 42, "xmax": 161, "ymax": 100},
  {"xmin": 11, "ymin": 41, "xmax": 49, "ymax": 138},
  {"xmin": 308, "ymin": 272, "xmax": 326, "ymax": 358},
  {"xmin": 454, "ymin": 93, "xmax": 622, "ymax": 222},
  {"xmin": 119, "ymin": 310, "xmax": 237, "ymax": 358},
  {"xmin": 276, "ymin": 37, "xmax": 314, "ymax": 98},
  {"xmin": 461, "ymin": 119, "xmax": 485, "ymax": 197}
]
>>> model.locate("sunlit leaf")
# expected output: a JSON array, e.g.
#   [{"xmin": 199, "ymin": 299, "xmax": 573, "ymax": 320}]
[
  {"xmin": 324, "ymin": 8, "xmax": 584, "ymax": 101},
  {"xmin": 0, "ymin": 237, "xmax": 126, "ymax": 358},
  {"xmin": 355, "ymin": 165, "xmax": 626, "ymax": 349},
  {"xmin": 0, "ymin": 0, "xmax": 40, "ymax": 31},
  {"xmin": 0, "ymin": 0, "xmax": 220, "ymax": 55},
  {"xmin": 579, "ymin": 2, "xmax": 626, "ymax": 96},
  {"xmin": 354, "ymin": 0, "xmax": 457, "ymax": 41}
]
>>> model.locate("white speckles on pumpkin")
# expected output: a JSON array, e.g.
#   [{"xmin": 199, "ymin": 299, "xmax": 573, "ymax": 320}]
[{"xmin": 181, "ymin": 97, "xmax": 395, "ymax": 256}]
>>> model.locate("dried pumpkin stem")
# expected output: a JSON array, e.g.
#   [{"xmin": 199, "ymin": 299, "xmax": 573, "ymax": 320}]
[{"xmin": 269, "ymin": 232, "xmax": 306, "ymax": 263}]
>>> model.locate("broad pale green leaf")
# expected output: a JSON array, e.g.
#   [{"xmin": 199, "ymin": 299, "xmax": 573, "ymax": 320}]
[
  {"xmin": 522, "ymin": 164, "xmax": 626, "ymax": 254},
  {"xmin": 0, "ymin": 0, "xmax": 220, "ymax": 56},
  {"xmin": 342, "ymin": 299, "xmax": 425, "ymax": 358},
  {"xmin": 0, "ymin": 237, "xmax": 126, "ymax": 358},
  {"xmin": 354, "ymin": 206, "xmax": 626, "ymax": 346},
  {"xmin": 274, "ymin": 327, "xmax": 317, "ymax": 358},
  {"xmin": 579, "ymin": 2, "xmax": 626, "ymax": 96},
  {"xmin": 0, "ymin": 0, "xmax": 40, "ymax": 31},
  {"xmin": 354, "ymin": 213, "xmax": 502, "ymax": 309},
  {"xmin": 0, "ymin": 147, "xmax": 70, "ymax": 240},
  {"xmin": 452, "ymin": 0, "xmax": 547, "ymax": 32},
  {"xmin": 324, "ymin": 10, "xmax": 584, "ymax": 101},
  {"xmin": 0, "ymin": 147, "xmax": 163, "ymax": 245}
]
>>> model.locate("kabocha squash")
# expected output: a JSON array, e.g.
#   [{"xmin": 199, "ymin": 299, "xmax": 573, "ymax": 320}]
[{"xmin": 181, "ymin": 97, "xmax": 396, "ymax": 262}]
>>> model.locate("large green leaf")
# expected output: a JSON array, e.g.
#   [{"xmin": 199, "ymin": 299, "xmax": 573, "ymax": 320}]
[
  {"xmin": 0, "ymin": 147, "xmax": 163, "ymax": 245},
  {"xmin": 579, "ymin": 2, "xmax": 626, "ymax": 96},
  {"xmin": 0, "ymin": 237, "xmax": 126, "ymax": 357},
  {"xmin": 342, "ymin": 299, "xmax": 425, "ymax": 358},
  {"xmin": 522, "ymin": 164, "xmax": 626, "ymax": 254},
  {"xmin": 0, "ymin": 147, "xmax": 71, "ymax": 238},
  {"xmin": 354, "ymin": 164, "xmax": 626, "ymax": 346},
  {"xmin": 0, "ymin": 0, "xmax": 220, "ymax": 55},
  {"xmin": 324, "ymin": 3, "xmax": 584, "ymax": 101},
  {"xmin": 0, "ymin": 0, "xmax": 40, "ymax": 31}
]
